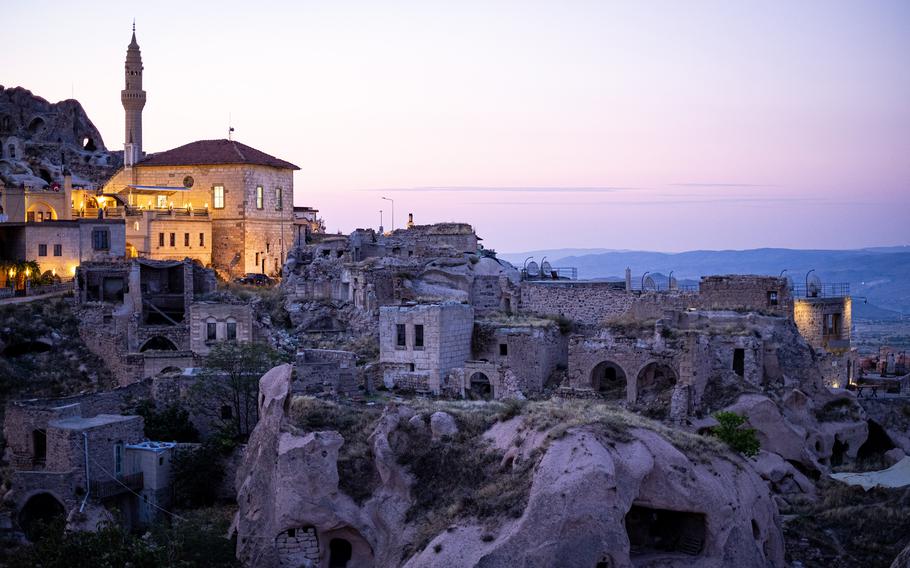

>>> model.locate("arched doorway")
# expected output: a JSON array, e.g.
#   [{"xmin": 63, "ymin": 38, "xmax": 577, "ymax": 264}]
[
  {"xmin": 139, "ymin": 336, "xmax": 178, "ymax": 352},
  {"xmin": 591, "ymin": 361, "xmax": 627, "ymax": 400},
  {"xmin": 635, "ymin": 362, "xmax": 677, "ymax": 419},
  {"xmin": 18, "ymin": 493, "xmax": 65, "ymax": 541},
  {"xmin": 467, "ymin": 372, "xmax": 492, "ymax": 400},
  {"xmin": 329, "ymin": 538, "xmax": 353, "ymax": 567},
  {"xmin": 26, "ymin": 202, "xmax": 57, "ymax": 222}
]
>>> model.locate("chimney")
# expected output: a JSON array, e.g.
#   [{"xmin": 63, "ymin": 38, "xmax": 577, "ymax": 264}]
[
  {"xmin": 407, "ymin": 213, "xmax": 414, "ymax": 228},
  {"xmin": 625, "ymin": 267, "xmax": 632, "ymax": 292},
  {"xmin": 62, "ymin": 169, "xmax": 73, "ymax": 220}
]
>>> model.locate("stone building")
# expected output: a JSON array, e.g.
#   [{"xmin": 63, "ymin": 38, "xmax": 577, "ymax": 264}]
[
  {"xmin": 295, "ymin": 349, "xmax": 361, "ymax": 397},
  {"xmin": 379, "ymin": 303, "xmax": 474, "ymax": 394},
  {"xmin": 0, "ymin": 217, "xmax": 125, "ymax": 282},
  {"xmin": 188, "ymin": 302, "xmax": 254, "ymax": 356},
  {"xmin": 698, "ymin": 275, "xmax": 792, "ymax": 316}
]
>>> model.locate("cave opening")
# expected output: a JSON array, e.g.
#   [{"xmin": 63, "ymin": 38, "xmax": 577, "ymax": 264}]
[
  {"xmin": 857, "ymin": 420, "xmax": 896, "ymax": 463},
  {"xmin": 625, "ymin": 505, "xmax": 705, "ymax": 557}
]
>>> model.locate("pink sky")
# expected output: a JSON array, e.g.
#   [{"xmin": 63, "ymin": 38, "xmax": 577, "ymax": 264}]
[{"xmin": 3, "ymin": 0, "xmax": 908, "ymax": 252}]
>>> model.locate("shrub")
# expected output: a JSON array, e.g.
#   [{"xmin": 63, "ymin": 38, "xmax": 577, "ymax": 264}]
[
  {"xmin": 170, "ymin": 442, "xmax": 226, "ymax": 508},
  {"xmin": 710, "ymin": 411, "xmax": 760, "ymax": 456}
]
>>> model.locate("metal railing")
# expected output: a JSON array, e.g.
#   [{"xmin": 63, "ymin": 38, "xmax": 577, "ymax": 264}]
[
  {"xmin": 90, "ymin": 471, "xmax": 143, "ymax": 500},
  {"xmin": 791, "ymin": 283, "xmax": 850, "ymax": 299},
  {"xmin": 521, "ymin": 267, "xmax": 578, "ymax": 280}
]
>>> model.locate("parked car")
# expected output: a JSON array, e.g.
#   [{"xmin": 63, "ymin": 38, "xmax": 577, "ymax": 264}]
[{"xmin": 233, "ymin": 273, "xmax": 275, "ymax": 287}]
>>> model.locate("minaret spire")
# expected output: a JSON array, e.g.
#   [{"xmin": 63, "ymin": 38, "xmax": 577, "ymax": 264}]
[{"xmin": 122, "ymin": 21, "xmax": 146, "ymax": 167}]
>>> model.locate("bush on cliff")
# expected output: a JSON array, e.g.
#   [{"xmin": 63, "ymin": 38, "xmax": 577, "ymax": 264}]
[{"xmin": 710, "ymin": 411, "xmax": 760, "ymax": 457}]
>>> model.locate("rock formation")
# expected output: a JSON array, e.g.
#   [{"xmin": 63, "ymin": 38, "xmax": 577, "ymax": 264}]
[
  {"xmin": 235, "ymin": 365, "xmax": 786, "ymax": 567},
  {"xmin": 0, "ymin": 85, "xmax": 121, "ymax": 187}
]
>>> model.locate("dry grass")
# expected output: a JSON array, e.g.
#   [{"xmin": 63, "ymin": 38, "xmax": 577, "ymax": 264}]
[{"xmin": 601, "ymin": 314, "xmax": 657, "ymax": 338}]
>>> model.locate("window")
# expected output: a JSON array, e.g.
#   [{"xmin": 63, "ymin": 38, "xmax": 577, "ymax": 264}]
[
  {"xmin": 169, "ymin": 233, "xmax": 175, "ymax": 247},
  {"xmin": 213, "ymin": 184, "xmax": 225, "ymax": 209},
  {"xmin": 266, "ymin": 242, "xmax": 270, "ymax": 253},
  {"xmin": 33, "ymin": 429, "xmax": 47, "ymax": 462},
  {"xmin": 114, "ymin": 443, "xmax": 123, "ymax": 478},
  {"xmin": 275, "ymin": 187, "xmax": 283, "ymax": 210},
  {"xmin": 156, "ymin": 195, "xmax": 168, "ymax": 209},
  {"xmin": 227, "ymin": 320, "xmax": 237, "ymax": 340},
  {"xmin": 199, "ymin": 233, "xmax": 205, "ymax": 247},
  {"xmin": 184, "ymin": 233, "xmax": 190, "ymax": 247},
  {"xmin": 158, "ymin": 233, "xmax": 164, "ymax": 247},
  {"xmin": 255, "ymin": 252, "xmax": 260, "ymax": 265},
  {"xmin": 499, "ymin": 343, "xmax": 508, "ymax": 356},
  {"xmin": 255, "ymin": 185, "xmax": 263, "ymax": 209},
  {"xmin": 220, "ymin": 405, "xmax": 233, "ymax": 420},
  {"xmin": 767, "ymin": 291, "xmax": 779, "ymax": 306},
  {"xmin": 824, "ymin": 313, "xmax": 842, "ymax": 337},
  {"xmin": 414, "ymin": 324, "xmax": 424, "ymax": 348},
  {"xmin": 38, "ymin": 244, "xmax": 47, "ymax": 256},
  {"xmin": 396, "ymin": 324, "xmax": 407, "ymax": 348},
  {"xmin": 53, "ymin": 244, "xmax": 62, "ymax": 256},
  {"xmin": 92, "ymin": 229, "xmax": 109, "ymax": 250},
  {"xmin": 207, "ymin": 320, "xmax": 217, "ymax": 341},
  {"xmin": 733, "ymin": 348, "xmax": 745, "ymax": 377},
  {"xmin": 133, "ymin": 221, "xmax": 139, "ymax": 231}
]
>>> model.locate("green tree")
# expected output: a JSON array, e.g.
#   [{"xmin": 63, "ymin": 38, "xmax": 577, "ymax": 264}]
[
  {"xmin": 711, "ymin": 411, "xmax": 761, "ymax": 457},
  {"xmin": 133, "ymin": 399, "xmax": 199, "ymax": 442},
  {"xmin": 189, "ymin": 341, "xmax": 282, "ymax": 441}
]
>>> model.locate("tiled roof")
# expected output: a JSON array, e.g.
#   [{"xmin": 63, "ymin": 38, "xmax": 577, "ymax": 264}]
[{"xmin": 138, "ymin": 139, "xmax": 300, "ymax": 170}]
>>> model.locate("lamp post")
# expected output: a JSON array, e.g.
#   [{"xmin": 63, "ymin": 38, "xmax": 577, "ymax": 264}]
[
  {"xmin": 381, "ymin": 197, "xmax": 394, "ymax": 232},
  {"xmin": 379, "ymin": 209, "xmax": 384, "ymax": 233}
]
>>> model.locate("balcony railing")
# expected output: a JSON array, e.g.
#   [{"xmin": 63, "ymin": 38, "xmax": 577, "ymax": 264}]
[
  {"xmin": 791, "ymin": 283, "xmax": 850, "ymax": 299},
  {"xmin": 90, "ymin": 471, "xmax": 143, "ymax": 500}
]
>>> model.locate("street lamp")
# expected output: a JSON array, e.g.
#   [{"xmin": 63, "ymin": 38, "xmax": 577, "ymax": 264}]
[
  {"xmin": 379, "ymin": 209, "xmax": 384, "ymax": 233},
  {"xmin": 381, "ymin": 197, "xmax": 394, "ymax": 232}
]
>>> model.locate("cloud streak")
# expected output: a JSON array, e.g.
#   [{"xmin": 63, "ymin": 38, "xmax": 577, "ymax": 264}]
[{"xmin": 359, "ymin": 186, "xmax": 642, "ymax": 193}]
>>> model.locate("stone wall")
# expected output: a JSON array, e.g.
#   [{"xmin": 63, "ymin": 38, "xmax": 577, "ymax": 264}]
[
  {"xmin": 136, "ymin": 214, "xmax": 212, "ymax": 265},
  {"xmin": 697, "ymin": 275, "xmax": 791, "ymax": 316},
  {"xmin": 188, "ymin": 302, "xmax": 254, "ymax": 355},
  {"xmin": 519, "ymin": 281, "xmax": 697, "ymax": 327},
  {"xmin": 275, "ymin": 526, "xmax": 320, "ymax": 567},
  {"xmin": 21, "ymin": 219, "xmax": 125, "ymax": 276},
  {"xmin": 295, "ymin": 349, "xmax": 360, "ymax": 396},
  {"xmin": 472, "ymin": 322, "xmax": 566, "ymax": 396}
]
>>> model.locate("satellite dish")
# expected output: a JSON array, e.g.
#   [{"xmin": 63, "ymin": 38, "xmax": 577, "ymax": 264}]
[
  {"xmin": 526, "ymin": 261, "xmax": 540, "ymax": 277},
  {"xmin": 541, "ymin": 260, "xmax": 553, "ymax": 277},
  {"xmin": 643, "ymin": 276, "xmax": 657, "ymax": 291},
  {"xmin": 807, "ymin": 273, "xmax": 822, "ymax": 298}
]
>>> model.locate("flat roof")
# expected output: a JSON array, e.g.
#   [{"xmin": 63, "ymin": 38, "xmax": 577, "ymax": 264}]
[
  {"xmin": 50, "ymin": 414, "xmax": 140, "ymax": 430},
  {"xmin": 126, "ymin": 441, "xmax": 177, "ymax": 452}
]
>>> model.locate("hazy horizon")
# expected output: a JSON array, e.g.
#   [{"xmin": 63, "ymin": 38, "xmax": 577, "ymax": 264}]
[{"xmin": 3, "ymin": 0, "xmax": 908, "ymax": 252}]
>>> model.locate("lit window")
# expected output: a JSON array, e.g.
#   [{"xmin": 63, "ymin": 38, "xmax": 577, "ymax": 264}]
[
  {"xmin": 133, "ymin": 221, "xmax": 139, "ymax": 231},
  {"xmin": 156, "ymin": 195, "xmax": 168, "ymax": 209},
  {"xmin": 255, "ymin": 185, "xmax": 263, "ymax": 210},
  {"xmin": 213, "ymin": 185, "xmax": 225, "ymax": 209}
]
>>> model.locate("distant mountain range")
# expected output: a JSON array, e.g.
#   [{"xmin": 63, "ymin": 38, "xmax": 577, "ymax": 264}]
[{"xmin": 499, "ymin": 247, "xmax": 910, "ymax": 318}]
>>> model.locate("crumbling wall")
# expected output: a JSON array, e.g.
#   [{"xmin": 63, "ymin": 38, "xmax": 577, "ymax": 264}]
[
  {"xmin": 295, "ymin": 349, "xmax": 360, "ymax": 396},
  {"xmin": 697, "ymin": 275, "xmax": 791, "ymax": 316}
]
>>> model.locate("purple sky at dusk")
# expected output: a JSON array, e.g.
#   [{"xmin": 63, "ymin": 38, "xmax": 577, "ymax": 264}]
[{"xmin": 3, "ymin": 0, "xmax": 908, "ymax": 252}]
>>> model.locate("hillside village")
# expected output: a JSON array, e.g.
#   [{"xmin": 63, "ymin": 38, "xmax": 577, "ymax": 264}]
[{"xmin": 1, "ymin": 26, "xmax": 909, "ymax": 568}]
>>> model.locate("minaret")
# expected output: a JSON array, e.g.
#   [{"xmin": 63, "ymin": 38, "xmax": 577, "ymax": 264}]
[{"xmin": 121, "ymin": 21, "xmax": 146, "ymax": 167}]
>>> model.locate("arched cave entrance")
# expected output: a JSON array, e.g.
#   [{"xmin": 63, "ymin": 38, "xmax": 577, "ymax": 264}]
[
  {"xmin": 82, "ymin": 136, "xmax": 97, "ymax": 152},
  {"xmin": 27, "ymin": 117, "xmax": 45, "ymax": 134},
  {"xmin": 329, "ymin": 538, "xmax": 353, "ymax": 567},
  {"xmin": 139, "ymin": 336, "xmax": 179, "ymax": 352},
  {"xmin": 636, "ymin": 362, "xmax": 677, "ymax": 419},
  {"xmin": 625, "ymin": 504, "xmax": 705, "ymax": 557},
  {"xmin": 857, "ymin": 420, "xmax": 896, "ymax": 465},
  {"xmin": 467, "ymin": 372, "xmax": 492, "ymax": 400},
  {"xmin": 591, "ymin": 360, "xmax": 627, "ymax": 400},
  {"xmin": 18, "ymin": 493, "xmax": 65, "ymax": 541}
]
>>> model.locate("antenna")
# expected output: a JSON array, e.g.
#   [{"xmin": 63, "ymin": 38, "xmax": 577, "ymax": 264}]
[{"xmin": 228, "ymin": 113, "xmax": 234, "ymax": 140}]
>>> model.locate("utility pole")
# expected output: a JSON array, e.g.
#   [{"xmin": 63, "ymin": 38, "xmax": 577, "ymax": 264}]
[{"xmin": 381, "ymin": 197, "xmax": 394, "ymax": 232}]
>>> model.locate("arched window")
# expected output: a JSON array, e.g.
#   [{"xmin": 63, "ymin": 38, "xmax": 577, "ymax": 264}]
[{"xmin": 206, "ymin": 317, "xmax": 218, "ymax": 341}]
